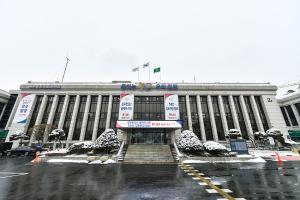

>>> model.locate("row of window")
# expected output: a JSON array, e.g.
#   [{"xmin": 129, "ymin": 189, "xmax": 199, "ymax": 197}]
[
  {"xmin": 280, "ymin": 103, "xmax": 300, "ymax": 127},
  {"xmin": 27, "ymin": 94, "xmax": 269, "ymax": 141}
]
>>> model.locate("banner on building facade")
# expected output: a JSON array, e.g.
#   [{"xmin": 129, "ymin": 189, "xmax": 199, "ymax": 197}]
[
  {"xmin": 116, "ymin": 120, "xmax": 182, "ymax": 128},
  {"xmin": 12, "ymin": 93, "xmax": 36, "ymax": 124},
  {"xmin": 118, "ymin": 93, "xmax": 134, "ymax": 120},
  {"xmin": 164, "ymin": 94, "xmax": 180, "ymax": 120}
]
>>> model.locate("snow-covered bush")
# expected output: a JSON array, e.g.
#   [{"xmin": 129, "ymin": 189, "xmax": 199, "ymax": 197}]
[
  {"xmin": 176, "ymin": 130, "xmax": 203, "ymax": 154},
  {"xmin": 94, "ymin": 129, "xmax": 120, "ymax": 153},
  {"xmin": 225, "ymin": 129, "xmax": 242, "ymax": 139},
  {"xmin": 68, "ymin": 141, "xmax": 95, "ymax": 154},
  {"xmin": 9, "ymin": 131, "xmax": 29, "ymax": 141},
  {"xmin": 253, "ymin": 131, "xmax": 267, "ymax": 140},
  {"xmin": 48, "ymin": 129, "xmax": 66, "ymax": 142},
  {"xmin": 266, "ymin": 128, "xmax": 282, "ymax": 138},
  {"xmin": 203, "ymin": 141, "xmax": 228, "ymax": 156}
]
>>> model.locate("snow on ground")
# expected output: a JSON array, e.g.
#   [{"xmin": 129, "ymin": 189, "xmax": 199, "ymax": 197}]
[
  {"xmin": 64, "ymin": 154, "xmax": 88, "ymax": 158},
  {"xmin": 103, "ymin": 159, "xmax": 116, "ymax": 164},
  {"xmin": 47, "ymin": 159, "xmax": 89, "ymax": 164},
  {"xmin": 40, "ymin": 148, "xmax": 68, "ymax": 155},
  {"xmin": 182, "ymin": 157, "xmax": 266, "ymax": 163},
  {"xmin": 88, "ymin": 160, "xmax": 103, "ymax": 165}
]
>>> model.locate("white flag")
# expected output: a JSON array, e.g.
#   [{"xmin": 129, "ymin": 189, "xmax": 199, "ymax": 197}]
[{"xmin": 132, "ymin": 67, "xmax": 139, "ymax": 72}]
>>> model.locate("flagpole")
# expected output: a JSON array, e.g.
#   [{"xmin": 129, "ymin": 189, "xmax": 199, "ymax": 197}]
[
  {"xmin": 160, "ymin": 67, "xmax": 162, "ymax": 83},
  {"xmin": 149, "ymin": 65, "xmax": 150, "ymax": 82},
  {"xmin": 138, "ymin": 68, "xmax": 140, "ymax": 82}
]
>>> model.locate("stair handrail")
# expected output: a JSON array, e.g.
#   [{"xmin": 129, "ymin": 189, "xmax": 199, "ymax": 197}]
[
  {"xmin": 116, "ymin": 141, "xmax": 125, "ymax": 158},
  {"xmin": 173, "ymin": 142, "xmax": 183, "ymax": 157}
]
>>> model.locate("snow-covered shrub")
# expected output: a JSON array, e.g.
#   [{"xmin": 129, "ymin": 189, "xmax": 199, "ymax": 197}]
[
  {"xmin": 48, "ymin": 129, "xmax": 66, "ymax": 142},
  {"xmin": 203, "ymin": 141, "xmax": 228, "ymax": 156},
  {"xmin": 9, "ymin": 131, "xmax": 29, "ymax": 141},
  {"xmin": 225, "ymin": 129, "xmax": 242, "ymax": 139},
  {"xmin": 266, "ymin": 128, "xmax": 285, "ymax": 146},
  {"xmin": 94, "ymin": 129, "xmax": 120, "ymax": 153},
  {"xmin": 176, "ymin": 130, "xmax": 203, "ymax": 154},
  {"xmin": 67, "ymin": 141, "xmax": 95, "ymax": 154},
  {"xmin": 253, "ymin": 131, "xmax": 266, "ymax": 140}
]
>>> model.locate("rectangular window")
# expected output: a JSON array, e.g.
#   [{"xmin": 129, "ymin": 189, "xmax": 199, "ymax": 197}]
[
  {"xmin": 211, "ymin": 96, "xmax": 225, "ymax": 140},
  {"xmin": 233, "ymin": 96, "xmax": 248, "ymax": 139},
  {"xmin": 41, "ymin": 96, "xmax": 54, "ymax": 125},
  {"xmin": 201, "ymin": 96, "xmax": 213, "ymax": 140},
  {"xmin": 244, "ymin": 96, "xmax": 258, "ymax": 133},
  {"xmin": 134, "ymin": 96, "xmax": 165, "ymax": 121},
  {"xmin": 254, "ymin": 96, "xmax": 269, "ymax": 131},
  {"xmin": 179, "ymin": 96, "xmax": 188, "ymax": 130},
  {"xmin": 84, "ymin": 96, "xmax": 98, "ymax": 140},
  {"xmin": 73, "ymin": 96, "xmax": 87, "ymax": 140},
  {"xmin": 63, "ymin": 96, "xmax": 76, "ymax": 139},
  {"xmin": 0, "ymin": 94, "xmax": 17, "ymax": 129},
  {"xmin": 27, "ymin": 96, "xmax": 43, "ymax": 135},
  {"xmin": 295, "ymin": 103, "xmax": 300, "ymax": 118},
  {"xmin": 286, "ymin": 105, "xmax": 298, "ymax": 126},
  {"xmin": 110, "ymin": 96, "xmax": 120, "ymax": 132},
  {"xmin": 189, "ymin": 96, "xmax": 201, "ymax": 138},
  {"xmin": 222, "ymin": 96, "xmax": 234, "ymax": 130},
  {"xmin": 97, "ymin": 96, "xmax": 109, "ymax": 137},
  {"xmin": 52, "ymin": 96, "xmax": 65, "ymax": 128},
  {"xmin": 280, "ymin": 107, "xmax": 291, "ymax": 126}
]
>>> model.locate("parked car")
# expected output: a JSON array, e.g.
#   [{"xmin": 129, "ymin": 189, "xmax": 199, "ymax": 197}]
[{"xmin": 5, "ymin": 146, "xmax": 36, "ymax": 156}]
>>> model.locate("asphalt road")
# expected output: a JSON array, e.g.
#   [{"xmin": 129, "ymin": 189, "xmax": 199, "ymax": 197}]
[{"xmin": 0, "ymin": 157, "xmax": 299, "ymax": 200}]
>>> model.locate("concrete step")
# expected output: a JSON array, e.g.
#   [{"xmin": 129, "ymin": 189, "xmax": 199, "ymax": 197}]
[{"xmin": 124, "ymin": 144, "xmax": 174, "ymax": 163}]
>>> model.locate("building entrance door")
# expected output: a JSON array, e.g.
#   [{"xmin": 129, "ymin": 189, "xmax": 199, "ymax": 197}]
[{"xmin": 130, "ymin": 129, "xmax": 167, "ymax": 144}]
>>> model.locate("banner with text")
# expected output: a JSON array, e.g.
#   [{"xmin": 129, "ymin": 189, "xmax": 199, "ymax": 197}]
[
  {"xmin": 12, "ymin": 93, "xmax": 36, "ymax": 124},
  {"xmin": 118, "ymin": 93, "xmax": 134, "ymax": 120},
  {"xmin": 164, "ymin": 94, "xmax": 180, "ymax": 120},
  {"xmin": 116, "ymin": 121, "xmax": 182, "ymax": 128}
]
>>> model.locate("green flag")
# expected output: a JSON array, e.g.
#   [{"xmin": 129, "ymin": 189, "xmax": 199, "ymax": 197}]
[{"xmin": 153, "ymin": 67, "xmax": 160, "ymax": 73}]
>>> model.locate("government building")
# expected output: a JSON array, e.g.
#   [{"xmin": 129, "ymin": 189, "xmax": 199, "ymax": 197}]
[{"xmin": 5, "ymin": 81, "xmax": 288, "ymax": 146}]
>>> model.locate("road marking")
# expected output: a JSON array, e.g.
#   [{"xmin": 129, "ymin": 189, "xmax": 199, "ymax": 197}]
[
  {"xmin": 0, "ymin": 172, "xmax": 28, "ymax": 179},
  {"xmin": 178, "ymin": 163, "xmax": 244, "ymax": 200}
]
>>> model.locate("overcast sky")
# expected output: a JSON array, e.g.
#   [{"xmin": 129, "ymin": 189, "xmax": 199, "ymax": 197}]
[{"xmin": 0, "ymin": 0, "xmax": 300, "ymax": 91}]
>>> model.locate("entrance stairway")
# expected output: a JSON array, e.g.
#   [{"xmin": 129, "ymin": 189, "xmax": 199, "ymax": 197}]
[{"xmin": 123, "ymin": 144, "xmax": 175, "ymax": 163}]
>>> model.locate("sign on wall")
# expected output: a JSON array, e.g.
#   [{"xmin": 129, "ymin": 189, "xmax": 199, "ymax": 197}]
[
  {"xmin": 116, "ymin": 120, "xmax": 182, "ymax": 128},
  {"xmin": 164, "ymin": 94, "xmax": 180, "ymax": 120},
  {"xmin": 118, "ymin": 93, "xmax": 134, "ymax": 120},
  {"xmin": 12, "ymin": 93, "xmax": 36, "ymax": 124}
]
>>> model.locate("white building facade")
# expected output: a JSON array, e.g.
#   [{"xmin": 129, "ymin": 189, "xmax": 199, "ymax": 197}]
[
  {"xmin": 5, "ymin": 82, "xmax": 288, "ymax": 146},
  {"xmin": 276, "ymin": 85, "xmax": 300, "ymax": 141}
]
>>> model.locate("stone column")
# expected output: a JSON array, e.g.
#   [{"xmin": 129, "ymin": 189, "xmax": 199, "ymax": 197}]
[
  {"xmin": 196, "ymin": 95, "xmax": 206, "ymax": 141},
  {"xmin": 239, "ymin": 95, "xmax": 253, "ymax": 138},
  {"xmin": 58, "ymin": 95, "xmax": 70, "ymax": 129},
  {"xmin": 92, "ymin": 95, "xmax": 102, "ymax": 141},
  {"xmin": 207, "ymin": 95, "xmax": 218, "ymax": 141},
  {"xmin": 284, "ymin": 106, "xmax": 293, "ymax": 126},
  {"xmin": 30, "ymin": 95, "xmax": 48, "ymax": 143},
  {"xmin": 43, "ymin": 95, "xmax": 59, "ymax": 143},
  {"xmin": 66, "ymin": 95, "xmax": 80, "ymax": 145},
  {"xmin": 250, "ymin": 95, "xmax": 264, "ymax": 132},
  {"xmin": 5, "ymin": 94, "xmax": 22, "ymax": 130},
  {"xmin": 291, "ymin": 104, "xmax": 300, "ymax": 126},
  {"xmin": 185, "ymin": 95, "xmax": 193, "ymax": 131},
  {"xmin": 218, "ymin": 95, "xmax": 228, "ymax": 135},
  {"xmin": 105, "ymin": 95, "xmax": 113, "ymax": 130},
  {"xmin": 229, "ymin": 95, "xmax": 240, "ymax": 131},
  {"xmin": 80, "ymin": 95, "xmax": 91, "ymax": 141}
]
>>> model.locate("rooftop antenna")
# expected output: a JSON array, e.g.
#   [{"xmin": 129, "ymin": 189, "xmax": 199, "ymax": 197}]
[{"xmin": 61, "ymin": 57, "xmax": 70, "ymax": 83}]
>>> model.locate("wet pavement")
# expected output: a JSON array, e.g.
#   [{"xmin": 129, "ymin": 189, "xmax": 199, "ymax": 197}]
[{"xmin": 0, "ymin": 157, "xmax": 300, "ymax": 200}]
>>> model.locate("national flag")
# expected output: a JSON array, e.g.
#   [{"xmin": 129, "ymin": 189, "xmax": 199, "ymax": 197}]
[
  {"xmin": 132, "ymin": 67, "xmax": 139, "ymax": 72},
  {"xmin": 143, "ymin": 62, "xmax": 150, "ymax": 68},
  {"xmin": 153, "ymin": 67, "xmax": 160, "ymax": 73}
]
